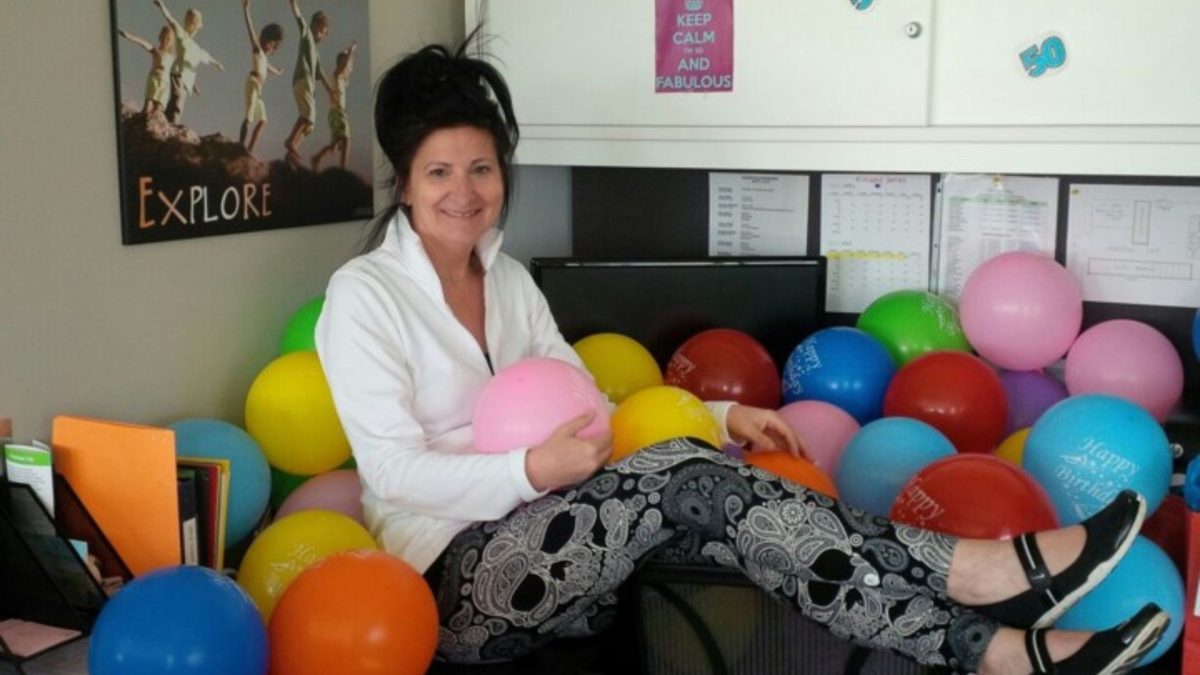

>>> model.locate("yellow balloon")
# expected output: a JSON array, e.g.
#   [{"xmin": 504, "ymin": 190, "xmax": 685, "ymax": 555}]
[
  {"xmin": 245, "ymin": 351, "xmax": 350, "ymax": 475},
  {"xmin": 610, "ymin": 385, "xmax": 721, "ymax": 462},
  {"xmin": 573, "ymin": 333, "xmax": 663, "ymax": 404},
  {"xmin": 237, "ymin": 509, "xmax": 378, "ymax": 620},
  {"xmin": 994, "ymin": 427, "xmax": 1030, "ymax": 466}
]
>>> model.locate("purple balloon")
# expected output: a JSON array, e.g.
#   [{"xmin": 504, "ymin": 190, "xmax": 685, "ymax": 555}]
[{"xmin": 998, "ymin": 370, "xmax": 1068, "ymax": 434}]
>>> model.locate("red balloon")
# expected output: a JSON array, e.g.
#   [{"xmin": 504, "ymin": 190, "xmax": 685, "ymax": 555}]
[
  {"xmin": 665, "ymin": 329, "xmax": 781, "ymax": 408},
  {"xmin": 891, "ymin": 454, "xmax": 1058, "ymax": 539},
  {"xmin": 883, "ymin": 351, "xmax": 1006, "ymax": 454}
]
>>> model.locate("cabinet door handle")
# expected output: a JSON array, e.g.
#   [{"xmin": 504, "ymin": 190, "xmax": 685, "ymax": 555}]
[{"xmin": 904, "ymin": 21, "xmax": 923, "ymax": 38}]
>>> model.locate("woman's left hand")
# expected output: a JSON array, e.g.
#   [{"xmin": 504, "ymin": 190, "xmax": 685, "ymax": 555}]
[{"xmin": 726, "ymin": 405, "xmax": 809, "ymax": 460}]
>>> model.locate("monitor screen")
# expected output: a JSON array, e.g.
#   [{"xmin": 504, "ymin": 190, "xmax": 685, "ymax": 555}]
[{"xmin": 530, "ymin": 257, "xmax": 827, "ymax": 368}]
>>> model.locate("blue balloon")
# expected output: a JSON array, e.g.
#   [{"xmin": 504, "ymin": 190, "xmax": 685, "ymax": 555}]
[
  {"xmin": 1193, "ymin": 308, "xmax": 1199, "ymax": 361},
  {"xmin": 782, "ymin": 327, "xmax": 896, "ymax": 424},
  {"xmin": 170, "ymin": 418, "xmax": 270, "ymax": 547},
  {"xmin": 1187, "ymin": 455, "xmax": 1200, "ymax": 511},
  {"xmin": 1056, "ymin": 536, "xmax": 1184, "ymax": 665},
  {"xmin": 1023, "ymin": 394, "xmax": 1172, "ymax": 524},
  {"xmin": 89, "ymin": 566, "xmax": 267, "ymax": 675},
  {"xmin": 835, "ymin": 417, "xmax": 956, "ymax": 517}
]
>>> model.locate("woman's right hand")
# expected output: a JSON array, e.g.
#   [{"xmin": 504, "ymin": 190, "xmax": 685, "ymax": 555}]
[{"xmin": 524, "ymin": 411, "xmax": 612, "ymax": 492}]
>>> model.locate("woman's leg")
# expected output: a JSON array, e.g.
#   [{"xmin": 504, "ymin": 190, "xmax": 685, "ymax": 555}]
[{"xmin": 427, "ymin": 439, "xmax": 995, "ymax": 670}]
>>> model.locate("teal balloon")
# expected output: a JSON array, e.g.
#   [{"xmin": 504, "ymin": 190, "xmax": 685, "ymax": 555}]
[
  {"xmin": 280, "ymin": 296, "xmax": 325, "ymax": 354},
  {"xmin": 835, "ymin": 417, "xmax": 956, "ymax": 517},
  {"xmin": 170, "ymin": 418, "xmax": 271, "ymax": 548},
  {"xmin": 1056, "ymin": 536, "xmax": 1184, "ymax": 665},
  {"xmin": 1024, "ymin": 394, "xmax": 1171, "ymax": 524}
]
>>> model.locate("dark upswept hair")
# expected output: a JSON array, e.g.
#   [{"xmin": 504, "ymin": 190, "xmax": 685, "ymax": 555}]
[
  {"xmin": 260, "ymin": 23, "xmax": 283, "ymax": 46},
  {"xmin": 362, "ymin": 31, "xmax": 519, "ymax": 252}
]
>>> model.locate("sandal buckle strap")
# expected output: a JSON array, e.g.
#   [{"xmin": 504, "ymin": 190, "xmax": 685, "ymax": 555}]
[
  {"xmin": 1015, "ymin": 533, "xmax": 1058, "ymax": 607},
  {"xmin": 1025, "ymin": 628, "xmax": 1057, "ymax": 675}
]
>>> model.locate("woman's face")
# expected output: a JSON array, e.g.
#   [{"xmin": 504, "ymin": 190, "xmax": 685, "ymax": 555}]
[{"xmin": 403, "ymin": 126, "xmax": 504, "ymax": 251}]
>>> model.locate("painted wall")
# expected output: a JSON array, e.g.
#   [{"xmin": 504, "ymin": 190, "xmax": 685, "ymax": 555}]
[{"xmin": 0, "ymin": 1, "xmax": 571, "ymax": 440}]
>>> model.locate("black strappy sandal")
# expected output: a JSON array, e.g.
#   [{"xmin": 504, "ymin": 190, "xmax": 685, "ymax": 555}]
[
  {"xmin": 974, "ymin": 489, "xmax": 1146, "ymax": 629},
  {"xmin": 1024, "ymin": 603, "xmax": 1169, "ymax": 675}
]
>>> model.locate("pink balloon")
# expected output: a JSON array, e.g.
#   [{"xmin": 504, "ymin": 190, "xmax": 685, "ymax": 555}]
[
  {"xmin": 1065, "ymin": 320, "xmax": 1184, "ymax": 422},
  {"xmin": 472, "ymin": 357, "xmax": 611, "ymax": 454},
  {"xmin": 959, "ymin": 252, "xmax": 1082, "ymax": 371},
  {"xmin": 276, "ymin": 469, "xmax": 365, "ymax": 525},
  {"xmin": 776, "ymin": 400, "xmax": 860, "ymax": 476}
]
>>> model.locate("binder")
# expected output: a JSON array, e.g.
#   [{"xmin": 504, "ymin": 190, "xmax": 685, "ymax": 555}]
[
  {"xmin": 51, "ymin": 416, "xmax": 180, "ymax": 576},
  {"xmin": 177, "ymin": 457, "xmax": 231, "ymax": 571},
  {"xmin": 177, "ymin": 470, "xmax": 200, "ymax": 566}
]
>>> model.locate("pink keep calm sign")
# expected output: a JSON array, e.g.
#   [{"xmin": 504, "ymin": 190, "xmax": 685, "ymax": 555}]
[{"xmin": 655, "ymin": 0, "xmax": 734, "ymax": 93}]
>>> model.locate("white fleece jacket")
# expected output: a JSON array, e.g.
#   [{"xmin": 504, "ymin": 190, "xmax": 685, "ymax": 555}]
[{"xmin": 315, "ymin": 213, "xmax": 733, "ymax": 572}]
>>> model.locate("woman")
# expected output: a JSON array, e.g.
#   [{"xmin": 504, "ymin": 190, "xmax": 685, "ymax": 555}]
[{"xmin": 315, "ymin": 39, "xmax": 1168, "ymax": 674}]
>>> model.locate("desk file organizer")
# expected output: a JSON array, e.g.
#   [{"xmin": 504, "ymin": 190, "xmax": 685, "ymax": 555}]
[{"xmin": 0, "ymin": 477, "xmax": 131, "ymax": 669}]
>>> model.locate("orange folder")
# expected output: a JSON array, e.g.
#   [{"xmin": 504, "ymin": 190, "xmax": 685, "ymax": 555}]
[{"xmin": 51, "ymin": 415, "xmax": 181, "ymax": 576}]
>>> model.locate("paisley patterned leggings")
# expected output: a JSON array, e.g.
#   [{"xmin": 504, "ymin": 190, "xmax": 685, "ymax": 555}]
[{"xmin": 424, "ymin": 439, "xmax": 999, "ymax": 672}]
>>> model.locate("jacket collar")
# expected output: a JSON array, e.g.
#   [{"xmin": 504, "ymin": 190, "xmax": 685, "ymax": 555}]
[{"xmin": 381, "ymin": 210, "xmax": 504, "ymax": 292}]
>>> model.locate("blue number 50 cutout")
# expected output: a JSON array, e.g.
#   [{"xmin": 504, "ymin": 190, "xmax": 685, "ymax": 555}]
[{"xmin": 1019, "ymin": 35, "xmax": 1067, "ymax": 78}]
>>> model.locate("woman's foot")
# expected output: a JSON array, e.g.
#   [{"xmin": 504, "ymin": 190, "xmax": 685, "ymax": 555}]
[
  {"xmin": 947, "ymin": 490, "xmax": 1146, "ymax": 628},
  {"xmin": 948, "ymin": 528, "xmax": 1084, "ymax": 605},
  {"xmin": 977, "ymin": 603, "xmax": 1169, "ymax": 675},
  {"xmin": 978, "ymin": 626, "xmax": 1087, "ymax": 675}
]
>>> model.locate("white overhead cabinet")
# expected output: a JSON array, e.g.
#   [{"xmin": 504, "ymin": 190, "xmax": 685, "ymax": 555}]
[
  {"xmin": 473, "ymin": 0, "xmax": 932, "ymax": 128},
  {"xmin": 467, "ymin": 1, "xmax": 1200, "ymax": 175},
  {"xmin": 931, "ymin": 0, "xmax": 1200, "ymax": 126}
]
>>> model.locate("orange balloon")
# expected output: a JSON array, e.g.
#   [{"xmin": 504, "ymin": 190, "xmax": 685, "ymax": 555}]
[
  {"xmin": 743, "ymin": 451, "xmax": 837, "ymax": 497},
  {"xmin": 268, "ymin": 550, "xmax": 438, "ymax": 675}
]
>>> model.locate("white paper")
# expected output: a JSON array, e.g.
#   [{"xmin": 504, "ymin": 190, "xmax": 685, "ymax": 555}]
[
  {"xmin": 820, "ymin": 174, "xmax": 933, "ymax": 313},
  {"xmin": 708, "ymin": 172, "xmax": 809, "ymax": 256},
  {"xmin": 1066, "ymin": 183, "xmax": 1200, "ymax": 307},
  {"xmin": 934, "ymin": 174, "xmax": 1059, "ymax": 300}
]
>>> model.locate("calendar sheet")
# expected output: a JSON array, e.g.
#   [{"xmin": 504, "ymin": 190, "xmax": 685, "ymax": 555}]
[{"xmin": 820, "ymin": 174, "xmax": 933, "ymax": 313}]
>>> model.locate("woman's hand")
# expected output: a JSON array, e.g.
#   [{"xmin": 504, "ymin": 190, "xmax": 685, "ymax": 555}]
[
  {"xmin": 727, "ymin": 405, "xmax": 809, "ymax": 460},
  {"xmin": 524, "ymin": 411, "xmax": 613, "ymax": 492}
]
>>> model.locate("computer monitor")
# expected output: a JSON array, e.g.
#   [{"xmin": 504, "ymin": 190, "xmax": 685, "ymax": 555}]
[{"xmin": 529, "ymin": 257, "xmax": 827, "ymax": 368}]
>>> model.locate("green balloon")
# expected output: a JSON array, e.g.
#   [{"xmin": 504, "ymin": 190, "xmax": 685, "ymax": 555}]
[
  {"xmin": 269, "ymin": 466, "xmax": 311, "ymax": 511},
  {"xmin": 856, "ymin": 290, "xmax": 971, "ymax": 366},
  {"xmin": 280, "ymin": 296, "xmax": 325, "ymax": 354}
]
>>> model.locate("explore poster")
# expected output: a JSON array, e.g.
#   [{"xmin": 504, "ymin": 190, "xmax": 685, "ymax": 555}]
[{"xmin": 110, "ymin": 0, "xmax": 372, "ymax": 244}]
